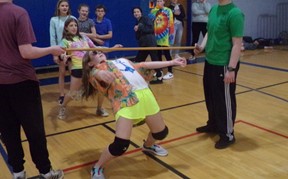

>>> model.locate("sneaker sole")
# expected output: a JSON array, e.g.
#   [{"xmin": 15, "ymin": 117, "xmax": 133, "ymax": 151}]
[
  {"xmin": 215, "ymin": 138, "xmax": 236, "ymax": 149},
  {"xmin": 142, "ymin": 148, "xmax": 168, "ymax": 157},
  {"xmin": 150, "ymin": 81, "xmax": 163, "ymax": 84},
  {"xmin": 96, "ymin": 113, "xmax": 109, "ymax": 117}
]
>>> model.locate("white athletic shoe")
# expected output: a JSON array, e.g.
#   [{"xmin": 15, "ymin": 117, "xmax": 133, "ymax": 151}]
[
  {"xmin": 40, "ymin": 169, "xmax": 64, "ymax": 179},
  {"xmin": 142, "ymin": 144, "xmax": 168, "ymax": 156},
  {"xmin": 91, "ymin": 167, "xmax": 105, "ymax": 179},
  {"xmin": 57, "ymin": 106, "xmax": 66, "ymax": 120},
  {"xmin": 96, "ymin": 108, "xmax": 109, "ymax": 117},
  {"xmin": 163, "ymin": 72, "xmax": 174, "ymax": 80},
  {"xmin": 12, "ymin": 170, "xmax": 26, "ymax": 179}
]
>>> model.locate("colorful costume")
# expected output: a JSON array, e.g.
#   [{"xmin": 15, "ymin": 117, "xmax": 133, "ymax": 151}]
[
  {"xmin": 149, "ymin": 6, "xmax": 174, "ymax": 46},
  {"xmin": 89, "ymin": 58, "xmax": 158, "ymax": 124}
]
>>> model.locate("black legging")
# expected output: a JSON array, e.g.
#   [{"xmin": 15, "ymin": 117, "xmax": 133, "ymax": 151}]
[
  {"xmin": 157, "ymin": 45, "xmax": 173, "ymax": 73},
  {"xmin": 191, "ymin": 22, "xmax": 207, "ymax": 56},
  {"xmin": 134, "ymin": 49, "xmax": 162, "ymax": 77}
]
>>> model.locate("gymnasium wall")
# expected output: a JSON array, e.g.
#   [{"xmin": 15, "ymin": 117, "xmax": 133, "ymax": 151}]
[
  {"xmin": 13, "ymin": 0, "xmax": 287, "ymax": 67},
  {"xmin": 13, "ymin": 0, "xmax": 152, "ymax": 67},
  {"xmin": 207, "ymin": 0, "xmax": 287, "ymax": 38}
]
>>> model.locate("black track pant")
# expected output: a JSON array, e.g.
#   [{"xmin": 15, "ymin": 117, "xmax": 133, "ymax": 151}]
[
  {"xmin": 191, "ymin": 22, "xmax": 207, "ymax": 55},
  {"xmin": 157, "ymin": 45, "xmax": 173, "ymax": 73},
  {"xmin": 0, "ymin": 80, "xmax": 51, "ymax": 173},
  {"xmin": 203, "ymin": 61, "xmax": 239, "ymax": 139}
]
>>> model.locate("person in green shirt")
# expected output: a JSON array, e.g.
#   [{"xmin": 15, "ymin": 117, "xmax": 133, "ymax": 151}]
[{"xmin": 194, "ymin": 0, "xmax": 244, "ymax": 149}]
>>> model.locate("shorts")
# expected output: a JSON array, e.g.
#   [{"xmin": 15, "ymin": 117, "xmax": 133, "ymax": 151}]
[
  {"xmin": 115, "ymin": 88, "xmax": 160, "ymax": 124},
  {"xmin": 71, "ymin": 69, "xmax": 82, "ymax": 78}
]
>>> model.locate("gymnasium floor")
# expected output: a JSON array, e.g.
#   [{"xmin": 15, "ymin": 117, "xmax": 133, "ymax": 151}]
[{"xmin": 1, "ymin": 48, "xmax": 288, "ymax": 179}]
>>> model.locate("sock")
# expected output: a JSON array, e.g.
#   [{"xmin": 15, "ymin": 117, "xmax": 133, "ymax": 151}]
[{"xmin": 13, "ymin": 170, "xmax": 25, "ymax": 178}]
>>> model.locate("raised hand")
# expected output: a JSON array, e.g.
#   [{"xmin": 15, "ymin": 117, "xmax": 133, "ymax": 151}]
[{"xmin": 193, "ymin": 43, "xmax": 204, "ymax": 56}]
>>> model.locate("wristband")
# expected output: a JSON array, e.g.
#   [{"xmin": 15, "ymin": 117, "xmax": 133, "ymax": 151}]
[{"xmin": 227, "ymin": 67, "xmax": 236, "ymax": 72}]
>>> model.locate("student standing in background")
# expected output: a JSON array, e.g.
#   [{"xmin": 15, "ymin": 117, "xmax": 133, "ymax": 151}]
[
  {"xmin": 169, "ymin": 0, "xmax": 186, "ymax": 58},
  {"xmin": 149, "ymin": 0, "xmax": 175, "ymax": 80},
  {"xmin": 50, "ymin": 0, "xmax": 76, "ymax": 104},
  {"xmin": 189, "ymin": 0, "xmax": 211, "ymax": 61},
  {"xmin": 93, "ymin": 4, "xmax": 113, "ymax": 47},
  {"xmin": 133, "ymin": 7, "xmax": 164, "ymax": 84},
  {"xmin": 77, "ymin": 4, "xmax": 109, "ymax": 117},
  {"xmin": 77, "ymin": 3, "xmax": 104, "ymax": 46}
]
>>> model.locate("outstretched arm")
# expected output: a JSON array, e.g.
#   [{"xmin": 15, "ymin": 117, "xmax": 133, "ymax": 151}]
[
  {"xmin": 19, "ymin": 44, "xmax": 64, "ymax": 60},
  {"xmin": 142, "ymin": 57, "xmax": 187, "ymax": 69}
]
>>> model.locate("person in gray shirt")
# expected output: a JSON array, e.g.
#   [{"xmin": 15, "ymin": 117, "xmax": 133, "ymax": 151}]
[
  {"xmin": 77, "ymin": 3, "xmax": 104, "ymax": 45},
  {"xmin": 77, "ymin": 4, "xmax": 109, "ymax": 117},
  {"xmin": 189, "ymin": 0, "xmax": 211, "ymax": 61}
]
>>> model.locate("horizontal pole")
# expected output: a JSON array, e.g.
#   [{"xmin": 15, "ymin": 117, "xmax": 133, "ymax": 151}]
[{"xmin": 65, "ymin": 46, "xmax": 195, "ymax": 52}]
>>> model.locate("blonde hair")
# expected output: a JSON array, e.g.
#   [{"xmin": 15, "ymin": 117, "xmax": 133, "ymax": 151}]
[{"xmin": 82, "ymin": 52, "xmax": 97, "ymax": 100}]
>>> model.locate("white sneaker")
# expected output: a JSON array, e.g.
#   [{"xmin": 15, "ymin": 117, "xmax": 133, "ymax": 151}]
[
  {"xmin": 57, "ymin": 106, "xmax": 66, "ymax": 120},
  {"xmin": 142, "ymin": 144, "xmax": 168, "ymax": 156},
  {"xmin": 13, "ymin": 170, "xmax": 26, "ymax": 179},
  {"xmin": 40, "ymin": 169, "xmax": 64, "ymax": 179},
  {"xmin": 163, "ymin": 72, "xmax": 174, "ymax": 80},
  {"xmin": 187, "ymin": 56, "xmax": 197, "ymax": 64},
  {"xmin": 91, "ymin": 167, "xmax": 105, "ymax": 179},
  {"xmin": 96, "ymin": 108, "xmax": 109, "ymax": 117},
  {"xmin": 189, "ymin": 56, "xmax": 196, "ymax": 61}
]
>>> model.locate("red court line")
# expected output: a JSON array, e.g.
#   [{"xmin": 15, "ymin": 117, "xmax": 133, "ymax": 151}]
[
  {"xmin": 62, "ymin": 119, "xmax": 287, "ymax": 173},
  {"xmin": 63, "ymin": 132, "xmax": 201, "ymax": 173},
  {"xmin": 63, "ymin": 148, "xmax": 142, "ymax": 173}
]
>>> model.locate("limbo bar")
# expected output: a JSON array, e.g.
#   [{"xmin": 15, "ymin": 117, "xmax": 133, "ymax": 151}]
[{"xmin": 65, "ymin": 46, "xmax": 195, "ymax": 52}]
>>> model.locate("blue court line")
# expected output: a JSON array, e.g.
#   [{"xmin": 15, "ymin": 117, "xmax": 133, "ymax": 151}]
[
  {"xmin": 0, "ymin": 142, "xmax": 13, "ymax": 173},
  {"xmin": 188, "ymin": 58, "xmax": 288, "ymax": 72},
  {"xmin": 258, "ymin": 90, "xmax": 288, "ymax": 102},
  {"xmin": 187, "ymin": 56, "xmax": 288, "ymax": 72},
  {"xmin": 241, "ymin": 61, "xmax": 288, "ymax": 72}
]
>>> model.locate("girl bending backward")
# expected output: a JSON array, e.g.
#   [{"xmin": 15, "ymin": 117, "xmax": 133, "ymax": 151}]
[{"xmin": 82, "ymin": 51, "xmax": 186, "ymax": 179}]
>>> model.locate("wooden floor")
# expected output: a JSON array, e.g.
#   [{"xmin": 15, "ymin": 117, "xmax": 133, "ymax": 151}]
[{"xmin": 1, "ymin": 48, "xmax": 288, "ymax": 179}]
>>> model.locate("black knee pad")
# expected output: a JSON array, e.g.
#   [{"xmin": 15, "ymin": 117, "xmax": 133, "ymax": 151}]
[
  {"xmin": 108, "ymin": 137, "xmax": 130, "ymax": 156},
  {"xmin": 152, "ymin": 126, "xmax": 169, "ymax": 140}
]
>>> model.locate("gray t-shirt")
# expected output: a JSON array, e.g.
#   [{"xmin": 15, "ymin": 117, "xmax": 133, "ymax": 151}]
[
  {"xmin": 0, "ymin": 2, "xmax": 38, "ymax": 84},
  {"xmin": 192, "ymin": 1, "xmax": 211, "ymax": 23},
  {"xmin": 78, "ymin": 18, "xmax": 95, "ymax": 33}
]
